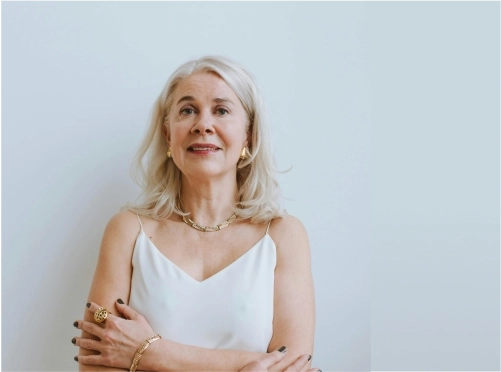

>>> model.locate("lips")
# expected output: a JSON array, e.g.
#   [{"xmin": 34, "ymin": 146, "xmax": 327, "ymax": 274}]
[
  {"xmin": 190, "ymin": 147, "xmax": 219, "ymax": 151},
  {"xmin": 188, "ymin": 143, "xmax": 221, "ymax": 152}
]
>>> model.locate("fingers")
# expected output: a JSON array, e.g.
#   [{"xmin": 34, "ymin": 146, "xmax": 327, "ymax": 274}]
[
  {"xmin": 115, "ymin": 298, "xmax": 139, "ymax": 320},
  {"xmin": 73, "ymin": 354, "xmax": 103, "ymax": 366},
  {"xmin": 283, "ymin": 354, "xmax": 311, "ymax": 372},
  {"xmin": 86, "ymin": 301, "xmax": 118, "ymax": 320},
  {"xmin": 86, "ymin": 300, "xmax": 139, "ymax": 321},
  {"xmin": 261, "ymin": 346, "xmax": 289, "ymax": 368},
  {"xmin": 72, "ymin": 336, "xmax": 102, "ymax": 352},
  {"xmin": 73, "ymin": 319, "xmax": 104, "ymax": 339}
]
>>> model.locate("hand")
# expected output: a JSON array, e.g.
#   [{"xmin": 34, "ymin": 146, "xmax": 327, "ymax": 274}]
[
  {"xmin": 240, "ymin": 347, "xmax": 320, "ymax": 372},
  {"xmin": 73, "ymin": 300, "xmax": 155, "ymax": 369}
]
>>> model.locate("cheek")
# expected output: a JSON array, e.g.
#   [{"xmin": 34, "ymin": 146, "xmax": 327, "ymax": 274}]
[
  {"xmin": 233, "ymin": 121, "xmax": 250, "ymax": 144},
  {"xmin": 169, "ymin": 126, "xmax": 187, "ymax": 144},
  {"xmin": 225, "ymin": 130, "xmax": 248, "ymax": 150}
]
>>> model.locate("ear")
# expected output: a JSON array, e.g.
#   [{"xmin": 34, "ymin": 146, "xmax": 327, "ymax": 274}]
[
  {"xmin": 162, "ymin": 124, "xmax": 171, "ymax": 146},
  {"xmin": 245, "ymin": 124, "xmax": 252, "ymax": 148}
]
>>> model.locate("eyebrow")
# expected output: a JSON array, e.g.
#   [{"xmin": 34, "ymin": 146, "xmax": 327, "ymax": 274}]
[
  {"xmin": 214, "ymin": 97, "xmax": 234, "ymax": 104},
  {"xmin": 176, "ymin": 95, "xmax": 195, "ymax": 105},
  {"xmin": 176, "ymin": 96, "xmax": 235, "ymax": 105}
]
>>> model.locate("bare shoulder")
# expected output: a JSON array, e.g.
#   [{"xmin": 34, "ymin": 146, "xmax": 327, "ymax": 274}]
[
  {"xmin": 268, "ymin": 214, "xmax": 311, "ymax": 266},
  {"xmin": 106, "ymin": 209, "xmax": 142, "ymax": 232},
  {"xmin": 102, "ymin": 210, "xmax": 142, "ymax": 248},
  {"xmin": 268, "ymin": 214, "xmax": 309, "ymax": 244}
]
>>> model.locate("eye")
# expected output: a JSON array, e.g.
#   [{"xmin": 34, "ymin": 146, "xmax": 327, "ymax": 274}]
[
  {"xmin": 180, "ymin": 108, "xmax": 195, "ymax": 115},
  {"xmin": 215, "ymin": 107, "xmax": 229, "ymax": 116}
]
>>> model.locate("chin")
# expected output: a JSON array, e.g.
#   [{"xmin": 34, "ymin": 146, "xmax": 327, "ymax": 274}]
[{"xmin": 182, "ymin": 165, "xmax": 227, "ymax": 178}]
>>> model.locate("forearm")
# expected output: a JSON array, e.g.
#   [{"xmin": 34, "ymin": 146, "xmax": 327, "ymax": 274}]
[{"xmin": 141, "ymin": 339, "xmax": 265, "ymax": 372}]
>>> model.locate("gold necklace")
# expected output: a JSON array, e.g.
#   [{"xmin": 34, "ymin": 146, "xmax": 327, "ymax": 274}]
[{"xmin": 182, "ymin": 213, "xmax": 237, "ymax": 232}]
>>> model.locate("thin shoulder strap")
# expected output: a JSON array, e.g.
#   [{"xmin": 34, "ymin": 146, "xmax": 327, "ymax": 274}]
[
  {"xmin": 265, "ymin": 219, "xmax": 272, "ymax": 235},
  {"xmin": 136, "ymin": 214, "xmax": 144, "ymax": 231}
]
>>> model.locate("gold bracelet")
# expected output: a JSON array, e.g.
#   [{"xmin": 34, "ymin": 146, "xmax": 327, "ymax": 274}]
[{"xmin": 129, "ymin": 334, "xmax": 162, "ymax": 372}]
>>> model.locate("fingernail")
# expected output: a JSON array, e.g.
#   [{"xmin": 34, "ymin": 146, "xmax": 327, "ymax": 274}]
[
  {"xmin": 71, "ymin": 338, "xmax": 76, "ymax": 345},
  {"xmin": 73, "ymin": 321, "xmax": 78, "ymax": 328},
  {"xmin": 86, "ymin": 303, "xmax": 90, "ymax": 308},
  {"xmin": 117, "ymin": 298, "xmax": 124, "ymax": 304},
  {"xmin": 308, "ymin": 355, "xmax": 312, "ymax": 361},
  {"xmin": 278, "ymin": 346, "xmax": 287, "ymax": 353},
  {"xmin": 318, "ymin": 369, "xmax": 322, "ymax": 372},
  {"xmin": 74, "ymin": 356, "xmax": 78, "ymax": 362}
]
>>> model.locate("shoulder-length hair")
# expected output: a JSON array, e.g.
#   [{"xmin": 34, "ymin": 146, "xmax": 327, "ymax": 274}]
[{"xmin": 126, "ymin": 56, "xmax": 284, "ymax": 223}]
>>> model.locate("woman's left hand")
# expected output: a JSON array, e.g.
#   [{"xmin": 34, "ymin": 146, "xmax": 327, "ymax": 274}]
[
  {"xmin": 239, "ymin": 348, "xmax": 319, "ymax": 372},
  {"xmin": 73, "ymin": 300, "xmax": 155, "ymax": 369}
]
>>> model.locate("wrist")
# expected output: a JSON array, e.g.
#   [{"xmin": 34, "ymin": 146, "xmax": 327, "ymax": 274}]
[
  {"xmin": 129, "ymin": 334, "xmax": 162, "ymax": 372},
  {"xmin": 138, "ymin": 338, "xmax": 173, "ymax": 371}
]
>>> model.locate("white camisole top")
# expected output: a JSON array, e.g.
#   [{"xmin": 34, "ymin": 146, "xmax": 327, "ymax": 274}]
[{"xmin": 128, "ymin": 215, "xmax": 276, "ymax": 352}]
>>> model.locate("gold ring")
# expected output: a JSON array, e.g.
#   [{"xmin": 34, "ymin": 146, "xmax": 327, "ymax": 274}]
[{"xmin": 94, "ymin": 307, "xmax": 111, "ymax": 323}]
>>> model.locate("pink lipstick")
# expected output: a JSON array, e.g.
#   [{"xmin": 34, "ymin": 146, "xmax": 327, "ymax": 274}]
[{"xmin": 187, "ymin": 143, "xmax": 221, "ymax": 155}]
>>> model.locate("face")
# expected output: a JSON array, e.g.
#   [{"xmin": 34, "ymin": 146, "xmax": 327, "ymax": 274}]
[{"xmin": 164, "ymin": 72, "xmax": 249, "ymax": 180}]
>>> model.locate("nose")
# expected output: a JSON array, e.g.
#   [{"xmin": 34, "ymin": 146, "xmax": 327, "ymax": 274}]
[{"xmin": 191, "ymin": 110, "xmax": 214, "ymax": 135}]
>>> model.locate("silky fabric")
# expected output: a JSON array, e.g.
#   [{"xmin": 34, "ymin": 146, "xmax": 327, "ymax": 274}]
[{"xmin": 129, "ymin": 215, "xmax": 276, "ymax": 352}]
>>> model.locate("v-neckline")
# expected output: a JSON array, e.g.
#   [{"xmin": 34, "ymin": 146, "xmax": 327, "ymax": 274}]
[{"xmin": 138, "ymin": 230, "xmax": 272, "ymax": 284}]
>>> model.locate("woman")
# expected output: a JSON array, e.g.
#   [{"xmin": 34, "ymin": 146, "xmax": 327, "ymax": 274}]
[{"xmin": 72, "ymin": 56, "xmax": 317, "ymax": 371}]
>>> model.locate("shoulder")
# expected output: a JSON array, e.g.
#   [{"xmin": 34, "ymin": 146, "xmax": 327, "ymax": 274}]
[
  {"xmin": 268, "ymin": 214, "xmax": 311, "ymax": 267},
  {"xmin": 268, "ymin": 214, "xmax": 309, "ymax": 243},
  {"xmin": 107, "ymin": 209, "xmax": 142, "ymax": 230},
  {"xmin": 100, "ymin": 210, "xmax": 142, "ymax": 254}
]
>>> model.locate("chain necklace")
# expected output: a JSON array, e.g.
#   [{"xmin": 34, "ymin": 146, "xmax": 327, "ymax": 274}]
[{"xmin": 182, "ymin": 213, "xmax": 237, "ymax": 232}]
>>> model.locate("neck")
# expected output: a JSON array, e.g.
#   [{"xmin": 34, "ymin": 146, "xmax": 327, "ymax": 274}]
[{"xmin": 179, "ymin": 174, "xmax": 238, "ymax": 226}]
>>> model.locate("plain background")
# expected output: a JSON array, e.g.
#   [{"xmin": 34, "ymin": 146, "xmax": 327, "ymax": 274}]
[{"xmin": 1, "ymin": 2, "xmax": 498, "ymax": 371}]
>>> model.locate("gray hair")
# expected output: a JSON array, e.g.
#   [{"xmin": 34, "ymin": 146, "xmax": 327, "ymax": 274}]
[{"xmin": 127, "ymin": 56, "xmax": 284, "ymax": 223}]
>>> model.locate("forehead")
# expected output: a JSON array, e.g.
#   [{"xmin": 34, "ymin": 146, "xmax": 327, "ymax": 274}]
[{"xmin": 172, "ymin": 72, "xmax": 240, "ymax": 104}]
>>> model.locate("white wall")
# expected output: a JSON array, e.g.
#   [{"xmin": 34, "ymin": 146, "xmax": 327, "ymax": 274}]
[
  {"xmin": 2, "ymin": 2, "xmax": 498, "ymax": 372},
  {"xmin": 366, "ymin": 2, "xmax": 499, "ymax": 370},
  {"xmin": 3, "ymin": 2, "xmax": 370, "ymax": 371}
]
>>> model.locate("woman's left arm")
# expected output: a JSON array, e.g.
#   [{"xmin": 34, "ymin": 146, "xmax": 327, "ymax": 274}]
[{"xmin": 266, "ymin": 215, "xmax": 316, "ymax": 371}]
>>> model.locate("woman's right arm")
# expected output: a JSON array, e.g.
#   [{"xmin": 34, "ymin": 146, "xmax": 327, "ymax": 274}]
[{"xmin": 77, "ymin": 211, "xmax": 139, "ymax": 371}]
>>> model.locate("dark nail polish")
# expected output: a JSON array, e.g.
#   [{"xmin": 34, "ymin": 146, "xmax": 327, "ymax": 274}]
[
  {"xmin": 74, "ymin": 356, "xmax": 78, "ymax": 362},
  {"xmin": 278, "ymin": 346, "xmax": 287, "ymax": 353},
  {"xmin": 308, "ymin": 355, "xmax": 311, "ymax": 361},
  {"xmin": 86, "ymin": 303, "xmax": 90, "ymax": 308},
  {"xmin": 73, "ymin": 321, "xmax": 78, "ymax": 328},
  {"xmin": 318, "ymin": 369, "xmax": 322, "ymax": 372},
  {"xmin": 117, "ymin": 298, "xmax": 124, "ymax": 304},
  {"xmin": 71, "ymin": 338, "xmax": 76, "ymax": 345}
]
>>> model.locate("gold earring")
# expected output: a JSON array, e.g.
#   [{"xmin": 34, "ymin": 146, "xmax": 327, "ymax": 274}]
[
  {"xmin": 167, "ymin": 148, "xmax": 172, "ymax": 158},
  {"xmin": 240, "ymin": 146, "xmax": 251, "ymax": 160}
]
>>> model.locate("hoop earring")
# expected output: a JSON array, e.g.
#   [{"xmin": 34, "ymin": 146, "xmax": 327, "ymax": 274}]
[
  {"xmin": 167, "ymin": 148, "xmax": 172, "ymax": 158},
  {"xmin": 240, "ymin": 146, "xmax": 251, "ymax": 160}
]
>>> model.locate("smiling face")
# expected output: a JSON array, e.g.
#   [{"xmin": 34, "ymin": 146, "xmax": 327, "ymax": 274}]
[{"xmin": 164, "ymin": 72, "xmax": 249, "ymax": 181}]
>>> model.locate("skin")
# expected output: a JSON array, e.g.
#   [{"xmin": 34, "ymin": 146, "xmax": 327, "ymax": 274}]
[
  {"xmin": 75, "ymin": 302, "xmax": 319, "ymax": 372},
  {"xmin": 166, "ymin": 71, "xmax": 250, "ymax": 200},
  {"xmin": 73, "ymin": 72, "xmax": 316, "ymax": 371}
]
